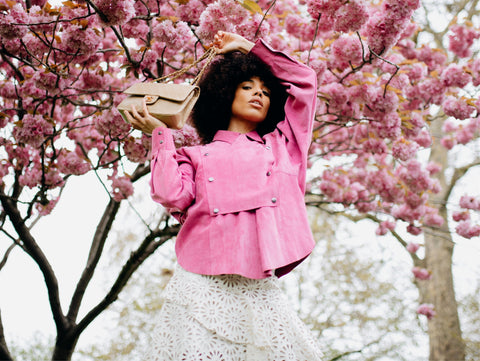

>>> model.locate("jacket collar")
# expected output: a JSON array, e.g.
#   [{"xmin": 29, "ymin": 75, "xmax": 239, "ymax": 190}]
[{"xmin": 213, "ymin": 130, "xmax": 264, "ymax": 144}]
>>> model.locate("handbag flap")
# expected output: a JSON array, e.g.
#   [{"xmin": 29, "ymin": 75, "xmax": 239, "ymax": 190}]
[{"xmin": 123, "ymin": 82, "xmax": 198, "ymax": 102}]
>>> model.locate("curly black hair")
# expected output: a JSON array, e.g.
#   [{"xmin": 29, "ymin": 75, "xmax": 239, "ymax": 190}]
[{"xmin": 191, "ymin": 51, "xmax": 287, "ymax": 144}]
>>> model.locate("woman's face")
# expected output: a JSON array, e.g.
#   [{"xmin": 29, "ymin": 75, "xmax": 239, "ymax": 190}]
[{"xmin": 229, "ymin": 76, "xmax": 271, "ymax": 132}]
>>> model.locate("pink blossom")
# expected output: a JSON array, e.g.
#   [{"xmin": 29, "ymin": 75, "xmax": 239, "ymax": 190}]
[
  {"xmin": 94, "ymin": 0, "xmax": 136, "ymax": 26},
  {"xmin": 426, "ymin": 162, "xmax": 441, "ymax": 175},
  {"xmin": 61, "ymin": 26, "xmax": 102, "ymax": 59},
  {"xmin": 32, "ymin": 70, "xmax": 67, "ymax": 95},
  {"xmin": 176, "ymin": 0, "xmax": 206, "ymax": 24},
  {"xmin": 19, "ymin": 164, "xmax": 64, "ymax": 189},
  {"xmin": 236, "ymin": 13, "xmax": 271, "ymax": 40},
  {"xmin": 459, "ymin": 195, "xmax": 480, "ymax": 210},
  {"xmin": 172, "ymin": 124, "xmax": 201, "ymax": 148},
  {"xmin": 406, "ymin": 242, "xmax": 420, "ymax": 253},
  {"xmin": 448, "ymin": 24, "xmax": 480, "ymax": 58},
  {"xmin": 56, "ymin": 151, "xmax": 91, "ymax": 176},
  {"xmin": 442, "ymin": 120, "xmax": 458, "ymax": 133},
  {"xmin": 123, "ymin": 137, "xmax": 148, "ymax": 163},
  {"xmin": 13, "ymin": 114, "xmax": 54, "ymax": 148},
  {"xmin": 363, "ymin": 138, "xmax": 388, "ymax": 154},
  {"xmin": 153, "ymin": 20, "xmax": 193, "ymax": 50},
  {"xmin": 419, "ymin": 46, "xmax": 448, "ymax": 71},
  {"xmin": 95, "ymin": 110, "xmax": 131, "ymax": 139},
  {"xmin": 440, "ymin": 136, "xmax": 456, "ymax": 150},
  {"xmin": 452, "ymin": 211, "xmax": 470, "ymax": 222},
  {"xmin": 110, "ymin": 174, "xmax": 134, "ymax": 201},
  {"xmin": 456, "ymin": 127, "xmax": 474, "ymax": 145},
  {"xmin": 440, "ymin": 64, "xmax": 471, "ymax": 88},
  {"xmin": 333, "ymin": 0, "xmax": 369, "ymax": 33},
  {"xmin": 456, "ymin": 220, "xmax": 480, "ymax": 239},
  {"xmin": 412, "ymin": 266, "xmax": 431, "ymax": 280},
  {"xmin": 197, "ymin": 0, "xmax": 248, "ymax": 40},
  {"xmin": 470, "ymin": 58, "xmax": 480, "ymax": 86},
  {"xmin": 306, "ymin": 0, "xmax": 344, "ymax": 19},
  {"xmin": 0, "ymin": 4, "xmax": 28, "ymax": 39},
  {"xmin": 407, "ymin": 224, "xmax": 423, "ymax": 236},
  {"xmin": 405, "ymin": 191, "xmax": 427, "ymax": 209},
  {"xmin": 122, "ymin": 18, "xmax": 150, "ymax": 39},
  {"xmin": 423, "ymin": 211, "xmax": 444, "ymax": 228},
  {"xmin": 442, "ymin": 96, "xmax": 475, "ymax": 120},
  {"xmin": 392, "ymin": 138, "xmax": 419, "ymax": 161},
  {"xmin": 417, "ymin": 303, "xmax": 436, "ymax": 319},
  {"xmin": 331, "ymin": 34, "xmax": 363, "ymax": 70},
  {"xmin": 36, "ymin": 197, "xmax": 59, "ymax": 216},
  {"xmin": 376, "ymin": 220, "xmax": 396, "ymax": 236},
  {"xmin": 413, "ymin": 129, "xmax": 432, "ymax": 148}
]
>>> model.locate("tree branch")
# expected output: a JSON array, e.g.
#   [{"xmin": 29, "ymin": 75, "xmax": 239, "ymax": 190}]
[
  {"xmin": 0, "ymin": 310, "xmax": 13, "ymax": 361},
  {"xmin": 73, "ymin": 224, "xmax": 179, "ymax": 337},
  {"xmin": 67, "ymin": 199, "xmax": 121, "ymax": 323},
  {"xmin": 444, "ymin": 160, "xmax": 480, "ymax": 205},
  {"xmin": 0, "ymin": 189, "xmax": 67, "ymax": 333}
]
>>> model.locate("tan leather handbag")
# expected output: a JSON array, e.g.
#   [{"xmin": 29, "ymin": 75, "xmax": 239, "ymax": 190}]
[{"xmin": 117, "ymin": 48, "xmax": 216, "ymax": 129}]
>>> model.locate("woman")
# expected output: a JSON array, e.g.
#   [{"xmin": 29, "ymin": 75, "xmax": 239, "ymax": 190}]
[{"xmin": 125, "ymin": 31, "xmax": 322, "ymax": 360}]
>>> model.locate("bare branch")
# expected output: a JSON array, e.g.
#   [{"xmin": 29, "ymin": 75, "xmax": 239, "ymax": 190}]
[
  {"xmin": 73, "ymin": 224, "xmax": 179, "ymax": 337},
  {"xmin": 0, "ymin": 310, "xmax": 13, "ymax": 361},
  {"xmin": 0, "ymin": 189, "xmax": 67, "ymax": 333}
]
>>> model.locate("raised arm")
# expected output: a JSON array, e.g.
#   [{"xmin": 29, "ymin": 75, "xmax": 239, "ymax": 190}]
[{"xmin": 250, "ymin": 39, "xmax": 318, "ymax": 161}]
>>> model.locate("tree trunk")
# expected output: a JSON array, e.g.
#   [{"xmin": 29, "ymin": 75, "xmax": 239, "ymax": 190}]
[
  {"xmin": 51, "ymin": 331, "xmax": 78, "ymax": 361},
  {"xmin": 422, "ymin": 120, "xmax": 465, "ymax": 361}
]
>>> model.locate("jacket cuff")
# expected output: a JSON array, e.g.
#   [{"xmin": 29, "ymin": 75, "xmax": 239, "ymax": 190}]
[{"xmin": 151, "ymin": 127, "xmax": 175, "ymax": 157}]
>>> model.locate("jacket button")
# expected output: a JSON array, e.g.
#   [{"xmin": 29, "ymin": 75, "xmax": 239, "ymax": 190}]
[
  {"xmin": 159, "ymin": 140, "xmax": 164, "ymax": 144},
  {"xmin": 208, "ymin": 177, "xmax": 214, "ymax": 182},
  {"xmin": 158, "ymin": 130, "xmax": 162, "ymax": 135},
  {"xmin": 271, "ymin": 197, "xmax": 277, "ymax": 203},
  {"xmin": 265, "ymin": 146, "xmax": 271, "ymax": 150},
  {"xmin": 213, "ymin": 208, "xmax": 219, "ymax": 214},
  {"xmin": 266, "ymin": 171, "xmax": 271, "ymax": 176},
  {"xmin": 204, "ymin": 153, "xmax": 209, "ymax": 156}
]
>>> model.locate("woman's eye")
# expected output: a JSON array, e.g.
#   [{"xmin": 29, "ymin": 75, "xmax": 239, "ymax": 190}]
[{"xmin": 262, "ymin": 90, "xmax": 271, "ymax": 97}]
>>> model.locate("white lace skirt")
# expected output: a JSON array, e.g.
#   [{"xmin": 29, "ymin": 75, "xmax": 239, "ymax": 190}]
[{"xmin": 144, "ymin": 265, "xmax": 323, "ymax": 361}]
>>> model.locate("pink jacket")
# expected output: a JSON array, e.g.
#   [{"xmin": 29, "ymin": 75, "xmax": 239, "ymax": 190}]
[{"xmin": 150, "ymin": 39, "xmax": 317, "ymax": 279}]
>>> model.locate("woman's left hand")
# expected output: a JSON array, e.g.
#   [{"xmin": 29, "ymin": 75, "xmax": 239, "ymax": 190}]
[
  {"xmin": 213, "ymin": 31, "xmax": 254, "ymax": 54},
  {"xmin": 123, "ymin": 98, "xmax": 167, "ymax": 134}
]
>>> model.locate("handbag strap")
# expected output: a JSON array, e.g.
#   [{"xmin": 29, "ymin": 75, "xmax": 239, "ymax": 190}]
[{"xmin": 154, "ymin": 47, "xmax": 217, "ymax": 85}]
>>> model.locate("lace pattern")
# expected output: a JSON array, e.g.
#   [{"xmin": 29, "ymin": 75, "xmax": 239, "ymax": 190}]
[{"xmin": 144, "ymin": 266, "xmax": 323, "ymax": 361}]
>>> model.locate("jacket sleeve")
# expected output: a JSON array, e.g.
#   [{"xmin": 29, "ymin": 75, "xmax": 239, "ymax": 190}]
[
  {"xmin": 150, "ymin": 127, "xmax": 195, "ymax": 216},
  {"xmin": 250, "ymin": 39, "xmax": 317, "ymax": 168}
]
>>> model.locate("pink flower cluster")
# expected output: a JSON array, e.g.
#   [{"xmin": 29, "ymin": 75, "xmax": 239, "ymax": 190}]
[
  {"xmin": 110, "ymin": 173, "xmax": 134, "ymax": 202},
  {"xmin": 412, "ymin": 266, "xmax": 431, "ymax": 280},
  {"xmin": 440, "ymin": 64, "xmax": 471, "ymax": 88},
  {"xmin": 331, "ymin": 34, "xmax": 363, "ymax": 70},
  {"xmin": 172, "ymin": 124, "xmax": 202, "ymax": 148},
  {"xmin": 442, "ymin": 96, "xmax": 475, "ymax": 120},
  {"xmin": 459, "ymin": 195, "xmax": 480, "ymax": 210},
  {"xmin": 455, "ymin": 221, "xmax": 480, "ymax": 239},
  {"xmin": 417, "ymin": 303, "xmax": 436, "ymax": 320},
  {"xmin": 56, "ymin": 151, "xmax": 91, "ymax": 176},
  {"xmin": 153, "ymin": 20, "xmax": 194, "ymax": 50},
  {"xmin": 95, "ymin": 110, "xmax": 131, "ymax": 140},
  {"xmin": 307, "ymin": 0, "xmax": 369, "ymax": 33},
  {"xmin": 123, "ymin": 136, "xmax": 148, "ymax": 163},
  {"xmin": 0, "ymin": 4, "xmax": 28, "ymax": 39},
  {"xmin": 364, "ymin": 0, "xmax": 420, "ymax": 55},
  {"xmin": 13, "ymin": 114, "xmax": 54, "ymax": 148},
  {"xmin": 448, "ymin": 24, "xmax": 480, "ymax": 58},
  {"xmin": 93, "ymin": 0, "xmax": 136, "ymax": 27},
  {"xmin": 375, "ymin": 220, "xmax": 396, "ymax": 235},
  {"xmin": 392, "ymin": 138, "xmax": 419, "ymax": 161},
  {"xmin": 196, "ymin": 0, "xmax": 248, "ymax": 40},
  {"xmin": 406, "ymin": 242, "xmax": 420, "ymax": 253}
]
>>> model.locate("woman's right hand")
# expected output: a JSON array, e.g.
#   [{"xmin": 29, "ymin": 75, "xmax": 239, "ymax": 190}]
[{"xmin": 123, "ymin": 98, "xmax": 167, "ymax": 134}]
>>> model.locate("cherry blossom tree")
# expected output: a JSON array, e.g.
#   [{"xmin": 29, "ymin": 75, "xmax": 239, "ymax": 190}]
[{"xmin": 0, "ymin": 0, "xmax": 479, "ymax": 360}]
